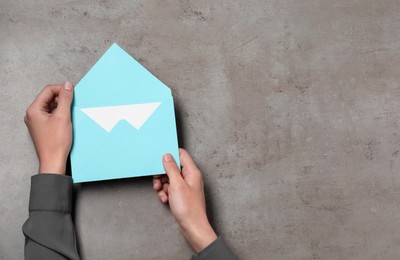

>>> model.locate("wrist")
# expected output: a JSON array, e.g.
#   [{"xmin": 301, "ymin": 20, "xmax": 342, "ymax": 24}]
[
  {"xmin": 179, "ymin": 219, "xmax": 218, "ymax": 253},
  {"xmin": 39, "ymin": 158, "xmax": 66, "ymax": 175}
]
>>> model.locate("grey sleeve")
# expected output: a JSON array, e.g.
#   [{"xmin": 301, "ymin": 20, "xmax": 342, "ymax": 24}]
[
  {"xmin": 22, "ymin": 174, "xmax": 80, "ymax": 260},
  {"xmin": 190, "ymin": 237, "xmax": 236, "ymax": 260}
]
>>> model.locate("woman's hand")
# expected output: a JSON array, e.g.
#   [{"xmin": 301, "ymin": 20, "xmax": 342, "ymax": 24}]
[
  {"xmin": 153, "ymin": 149, "xmax": 217, "ymax": 253},
  {"xmin": 24, "ymin": 82, "xmax": 74, "ymax": 175}
]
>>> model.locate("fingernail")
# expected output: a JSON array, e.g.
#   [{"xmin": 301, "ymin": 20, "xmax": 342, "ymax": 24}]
[
  {"xmin": 164, "ymin": 153, "xmax": 173, "ymax": 162},
  {"xmin": 64, "ymin": 81, "xmax": 72, "ymax": 90}
]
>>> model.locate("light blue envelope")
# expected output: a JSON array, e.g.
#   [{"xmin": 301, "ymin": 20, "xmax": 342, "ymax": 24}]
[{"xmin": 70, "ymin": 43, "xmax": 180, "ymax": 183}]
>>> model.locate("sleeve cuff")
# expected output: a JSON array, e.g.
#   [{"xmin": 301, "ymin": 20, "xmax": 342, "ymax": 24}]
[
  {"xmin": 29, "ymin": 174, "xmax": 73, "ymax": 213},
  {"xmin": 191, "ymin": 237, "xmax": 236, "ymax": 260}
]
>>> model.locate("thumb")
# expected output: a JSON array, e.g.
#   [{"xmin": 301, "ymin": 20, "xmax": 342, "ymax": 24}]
[
  {"xmin": 163, "ymin": 153, "xmax": 184, "ymax": 185},
  {"xmin": 56, "ymin": 81, "xmax": 74, "ymax": 116}
]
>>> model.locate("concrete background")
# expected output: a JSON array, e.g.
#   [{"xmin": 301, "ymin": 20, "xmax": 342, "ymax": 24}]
[{"xmin": 1, "ymin": 0, "xmax": 400, "ymax": 259}]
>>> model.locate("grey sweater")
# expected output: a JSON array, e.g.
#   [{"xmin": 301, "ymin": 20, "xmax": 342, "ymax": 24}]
[{"xmin": 22, "ymin": 174, "xmax": 236, "ymax": 260}]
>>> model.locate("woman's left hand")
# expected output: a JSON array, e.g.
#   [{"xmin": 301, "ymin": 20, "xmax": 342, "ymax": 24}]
[{"xmin": 24, "ymin": 82, "xmax": 74, "ymax": 174}]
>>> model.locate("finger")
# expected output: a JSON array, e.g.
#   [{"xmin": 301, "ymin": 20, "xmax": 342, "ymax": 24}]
[
  {"xmin": 157, "ymin": 190, "xmax": 168, "ymax": 204},
  {"xmin": 55, "ymin": 82, "xmax": 74, "ymax": 116},
  {"xmin": 163, "ymin": 153, "xmax": 184, "ymax": 185},
  {"xmin": 163, "ymin": 183, "xmax": 169, "ymax": 194},
  {"xmin": 179, "ymin": 148, "xmax": 201, "ymax": 179},
  {"xmin": 160, "ymin": 174, "xmax": 169, "ymax": 184},
  {"xmin": 153, "ymin": 177, "xmax": 162, "ymax": 191},
  {"xmin": 31, "ymin": 85, "xmax": 63, "ymax": 112}
]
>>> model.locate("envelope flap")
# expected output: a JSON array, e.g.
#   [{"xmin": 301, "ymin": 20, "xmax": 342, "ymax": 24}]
[{"xmin": 74, "ymin": 43, "xmax": 171, "ymax": 107}]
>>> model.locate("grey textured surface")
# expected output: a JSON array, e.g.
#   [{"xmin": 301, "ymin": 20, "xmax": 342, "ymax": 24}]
[{"xmin": 1, "ymin": 0, "xmax": 400, "ymax": 259}]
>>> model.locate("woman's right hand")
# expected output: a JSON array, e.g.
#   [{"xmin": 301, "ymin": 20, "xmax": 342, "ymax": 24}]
[{"xmin": 153, "ymin": 149, "xmax": 217, "ymax": 253}]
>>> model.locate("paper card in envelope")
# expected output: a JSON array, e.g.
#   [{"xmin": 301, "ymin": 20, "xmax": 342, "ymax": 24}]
[{"xmin": 70, "ymin": 43, "xmax": 180, "ymax": 183}]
